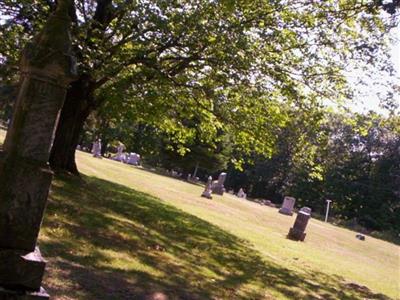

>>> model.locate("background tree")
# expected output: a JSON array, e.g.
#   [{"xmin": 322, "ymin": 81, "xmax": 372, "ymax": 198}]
[
  {"xmin": 86, "ymin": 86, "xmax": 233, "ymax": 175},
  {"xmin": 226, "ymin": 111, "xmax": 400, "ymax": 234}
]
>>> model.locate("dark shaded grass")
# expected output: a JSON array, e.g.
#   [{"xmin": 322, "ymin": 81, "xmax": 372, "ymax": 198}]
[{"xmin": 40, "ymin": 174, "xmax": 391, "ymax": 300}]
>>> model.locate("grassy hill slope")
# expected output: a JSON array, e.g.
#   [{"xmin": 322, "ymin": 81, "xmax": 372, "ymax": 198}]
[
  {"xmin": 0, "ymin": 129, "xmax": 398, "ymax": 299},
  {"xmin": 40, "ymin": 151, "xmax": 399, "ymax": 299}
]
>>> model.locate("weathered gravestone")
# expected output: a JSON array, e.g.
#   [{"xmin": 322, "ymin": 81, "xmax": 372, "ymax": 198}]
[
  {"xmin": 279, "ymin": 196, "xmax": 296, "ymax": 216},
  {"xmin": 127, "ymin": 153, "xmax": 140, "ymax": 165},
  {"xmin": 211, "ymin": 172, "xmax": 227, "ymax": 195},
  {"xmin": 112, "ymin": 144, "xmax": 124, "ymax": 161},
  {"xmin": 237, "ymin": 188, "xmax": 246, "ymax": 199},
  {"xmin": 92, "ymin": 139, "xmax": 102, "ymax": 158},
  {"xmin": 355, "ymin": 234, "xmax": 366, "ymax": 241},
  {"xmin": 0, "ymin": 1, "xmax": 76, "ymax": 298},
  {"xmin": 287, "ymin": 208, "xmax": 311, "ymax": 241},
  {"xmin": 201, "ymin": 176, "xmax": 213, "ymax": 199},
  {"xmin": 262, "ymin": 199, "xmax": 272, "ymax": 206}
]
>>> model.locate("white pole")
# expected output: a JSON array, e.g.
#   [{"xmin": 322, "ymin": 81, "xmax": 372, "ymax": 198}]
[{"xmin": 325, "ymin": 199, "xmax": 332, "ymax": 222}]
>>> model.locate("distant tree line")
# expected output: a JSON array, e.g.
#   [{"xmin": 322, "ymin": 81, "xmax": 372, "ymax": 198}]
[
  {"xmin": 225, "ymin": 112, "xmax": 400, "ymax": 234},
  {"xmin": 79, "ymin": 104, "xmax": 400, "ymax": 235}
]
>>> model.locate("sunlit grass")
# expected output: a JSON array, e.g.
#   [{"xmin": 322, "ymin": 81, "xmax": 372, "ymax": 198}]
[
  {"xmin": 41, "ymin": 150, "xmax": 400, "ymax": 299},
  {"xmin": 0, "ymin": 129, "xmax": 398, "ymax": 299},
  {"xmin": 0, "ymin": 129, "xmax": 6, "ymax": 143},
  {"xmin": 39, "ymin": 171, "xmax": 397, "ymax": 299}
]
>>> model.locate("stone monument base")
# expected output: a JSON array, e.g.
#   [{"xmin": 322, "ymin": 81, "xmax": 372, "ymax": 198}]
[
  {"xmin": 212, "ymin": 189, "xmax": 224, "ymax": 195},
  {"xmin": 0, "ymin": 286, "xmax": 49, "ymax": 300},
  {"xmin": 211, "ymin": 184, "xmax": 225, "ymax": 195},
  {"xmin": 288, "ymin": 227, "xmax": 306, "ymax": 241},
  {"xmin": 278, "ymin": 208, "xmax": 293, "ymax": 216},
  {"xmin": 0, "ymin": 247, "xmax": 46, "ymax": 291},
  {"xmin": 201, "ymin": 192, "xmax": 212, "ymax": 199}
]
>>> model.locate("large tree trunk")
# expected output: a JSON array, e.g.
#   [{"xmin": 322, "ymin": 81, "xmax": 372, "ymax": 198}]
[
  {"xmin": 49, "ymin": 76, "xmax": 94, "ymax": 174},
  {"xmin": 49, "ymin": 1, "xmax": 116, "ymax": 175}
]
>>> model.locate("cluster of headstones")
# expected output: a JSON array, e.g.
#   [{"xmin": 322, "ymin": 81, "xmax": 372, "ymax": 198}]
[
  {"xmin": 78, "ymin": 141, "xmax": 142, "ymax": 165},
  {"xmin": 201, "ymin": 172, "xmax": 227, "ymax": 199},
  {"xmin": 187, "ymin": 174, "xmax": 200, "ymax": 183},
  {"xmin": 201, "ymin": 178, "xmax": 312, "ymax": 241},
  {"xmin": 113, "ymin": 152, "xmax": 141, "ymax": 165},
  {"xmin": 200, "ymin": 176, "xmax": 363, "ymax": 243},
  {"xmin": 111, "ymin": 144, "xmax": 141, "ymax": 166},
  {"xmin": 168, "ymin": 170, "xmax": 182, "ymax": 178}
]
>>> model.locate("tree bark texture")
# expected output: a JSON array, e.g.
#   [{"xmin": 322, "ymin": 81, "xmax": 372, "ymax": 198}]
[{"xmin": 49, "ymin": 76, "xmax": 94, "ymax": 174}]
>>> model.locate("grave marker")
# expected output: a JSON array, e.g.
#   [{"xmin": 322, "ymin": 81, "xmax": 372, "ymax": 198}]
[
  {"xmin": 279, "ymin": 196, "xmax": 296, "ymax": 216},
  {"xmin": 237, "ymin": 188, "xmax": 247, "ymax": 199},
  {"xmin": 211, "ymin": 172, "xmax": 226, "ymax": 195},
  {"xmin": 288, "ymin": 209, "xmax": 311, "ymax": 241},
  {"xmin": 92, "ymin": 139, "xmax": 102, "ymax": 158},
  {"xmin": 201, "ymin": 176, "xmax": 213, "ymax": 199}
]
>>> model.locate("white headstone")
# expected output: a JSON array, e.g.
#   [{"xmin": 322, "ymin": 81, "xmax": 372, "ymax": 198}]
[
  {"xmin": 92, "ymin": 139, "xmax": 102, "ymax": 158},
  {"xmin": 237, "ymin": 188, "xmax": 247, "ymax": 199},
  {"xmin": 127, "ymin": 153, "xmax": 140, "ymax": 165},
  {"xmin": 201, "ymin": 176, "xmax": 213, "ymax": 199}
]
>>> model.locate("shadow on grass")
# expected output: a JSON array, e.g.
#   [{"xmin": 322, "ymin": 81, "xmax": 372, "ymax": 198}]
[{"xmin": 41, "ymin": 174, "xmax": 391, "ymax": 300}]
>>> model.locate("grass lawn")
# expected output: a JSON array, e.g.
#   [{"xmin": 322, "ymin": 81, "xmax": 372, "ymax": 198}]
[
  {"xmin": 41, "ymin": 150, "xmax": 399, "ymax": 300},
  {"xmin": 0, "ymin": 130, "xmax": 399, "ymax": 299},
  {"xmin": 0, "ymin": 129, "xmax": 6, "ymax": 143}
]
